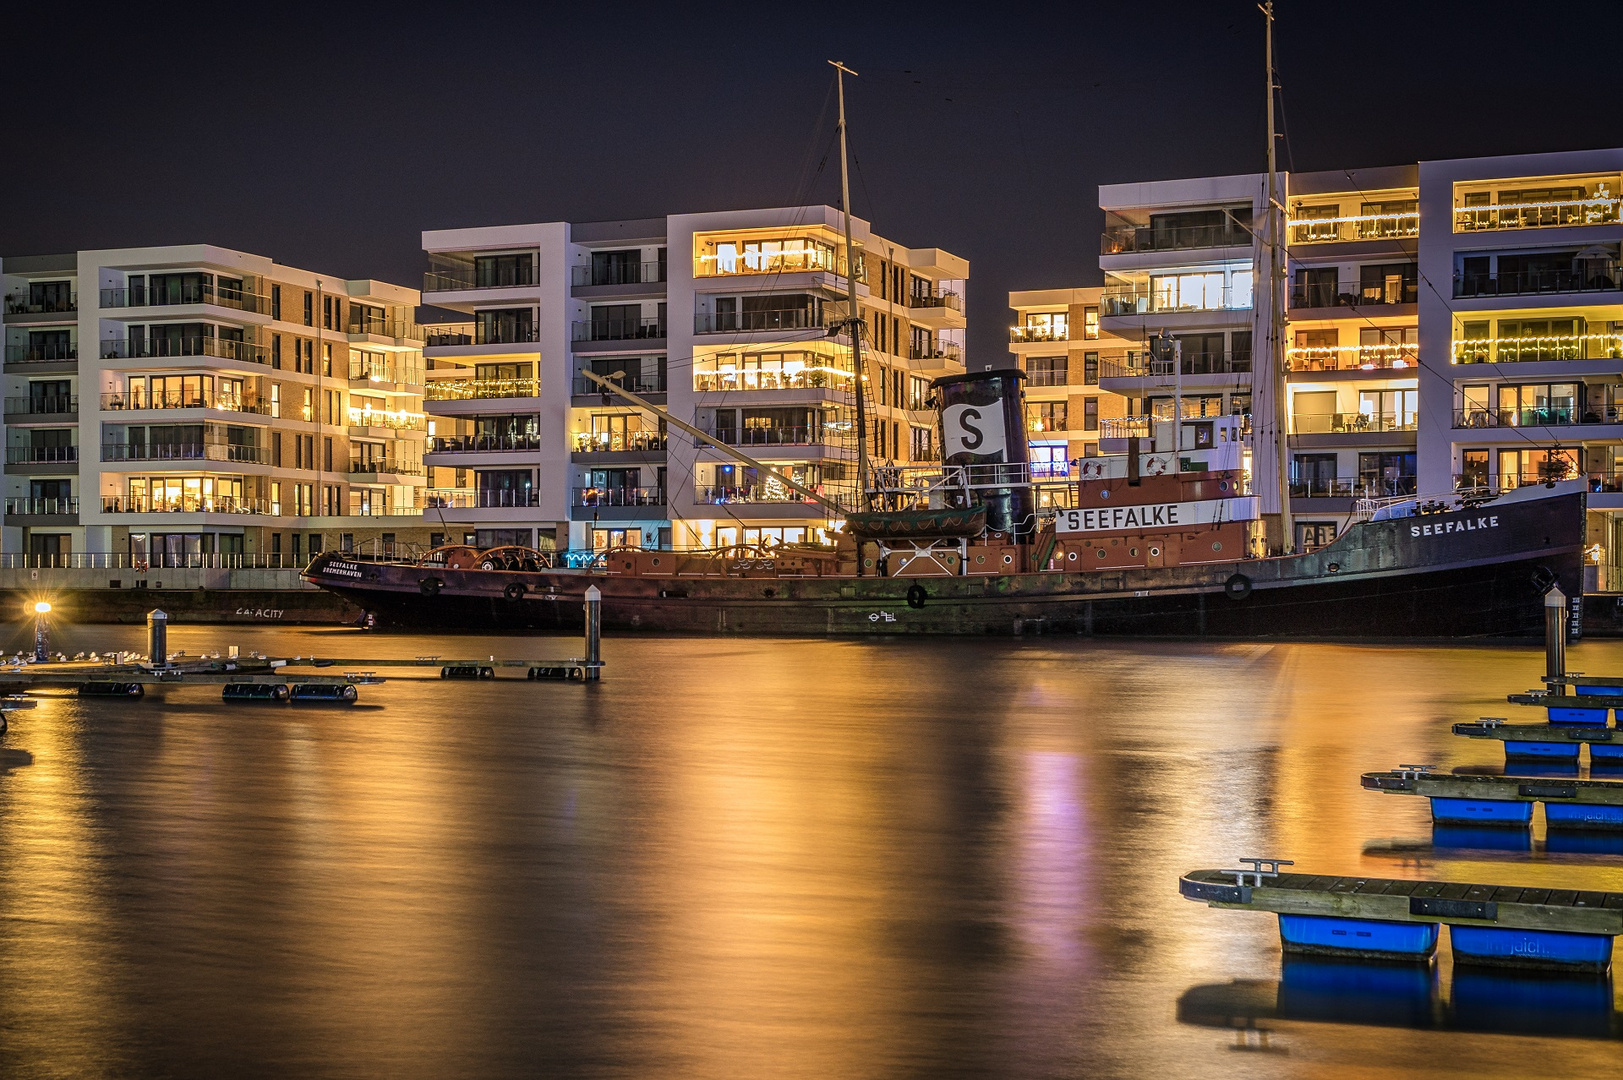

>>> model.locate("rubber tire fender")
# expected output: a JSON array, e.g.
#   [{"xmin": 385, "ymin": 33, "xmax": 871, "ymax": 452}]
[
  {"xmin": 1223, "ymin": 573, "xmax": 1253, "ymax": 601},
  {"xmin": 906, "ymin": 583, "xmax": 928, "ymax": 610},
  {"xmin": 419, "ymin": 577, "xmax": 443, "ymax": 597},
  {"xmin": 504, "ymin": 582, "xmax": 527, "ymax": 602}
]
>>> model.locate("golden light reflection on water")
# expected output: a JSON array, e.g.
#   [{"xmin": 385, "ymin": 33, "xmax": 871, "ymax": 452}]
[{"xmin": 1, "ymin": 627, "xmax": 1622, "ymax": 1077}]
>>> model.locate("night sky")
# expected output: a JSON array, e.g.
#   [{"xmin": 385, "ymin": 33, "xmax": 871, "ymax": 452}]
[{"xmin": 4, "ymin": 1, "xmax": 1621, "ymax": 361}]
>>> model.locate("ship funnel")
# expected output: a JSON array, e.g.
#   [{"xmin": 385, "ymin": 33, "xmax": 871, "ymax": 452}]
[{"xmin": 932, "ymin": 368, "xmax": 1034, "ymax": 537}]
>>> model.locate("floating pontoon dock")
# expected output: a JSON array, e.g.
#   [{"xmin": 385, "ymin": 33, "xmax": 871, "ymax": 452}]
[{"xmin": 1363, "ymin": 765, "xmax": 1623, "ymax": 828}]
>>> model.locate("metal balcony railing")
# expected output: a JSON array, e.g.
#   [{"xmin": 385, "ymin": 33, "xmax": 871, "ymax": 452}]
[
  {"xmin": 100, "ymin": 496, "xmax": 275, "ymax": 515},
  {"xmin": 691, "ymin": 369, "xmax": 851, "ymax": 392},
  {"xmin": 346, "ymin": 407, "xmax": 426, "ymax": 431},
  {"xmin": 1454, "ymin": 193, "xmax": 1621, "ymax": 232},
  {"xmin": 1287, "ymin": 347, "xmax": 1416, "ymax": 373},
  {"xmin": 5, "ymin": 343, "xmax": 77, "ymax": 363},
  {"xmin": 695, "ymin": 484, "xmax": 818, "ymax": 505},
  {"xmin": 573, "ymin": 372, "xmax": 666, "ymax": 395},
  {"xmin": 1291, "ymin": 412, "xmax": 1416, "ymax": 435},
  {"xmin": 349, "ymin": 460, "xmax": 425, "ymax": 476},
  {"xmin": 692, "ymin": 310, "xmax": 817, "ymax": 334},
  {"xmin": 1098, "ymin": 351, "xmax": 1252, "ymax": 379},
  {"xmin": 710, "ymin": 426, "xmax": 824, "ymax": 446},
  {"xmin": 574, "ymin": 317, "xmax": 666, "ymax": 341},
  {"xmin": 907, "ymin": 291, "xmax": 963, "ymax": 313},
  {"xmin": 1452, "ymin": 406, "xmax": 1594, "ymax": 429},
  {"xmin": 1290, "ymin": 279, "xmax": 1418, "ymax": 308},
  {"xmin": 101, "ymin": 442, "xmax": 271, "ymax": 464},
  {"xmin": 1099, "ymin": 285, "xmax": 1250, "ymax": 317},
  {"xmin": 1287, "ymin": 211, "xmax": 1419, "ymax": 244},
  {"xmin": 467, "ymin": 490, "xmax": 540, "ymax": 508},
  {"xmin": 422, "ymin": 266, "xmax": 539, "ymax": 292},
  {"xmin": 346, "ymin": 318, "xmax": 424, "ymax": 340},
  {"xmin": 1291, "ymin": 477, "xmax": 1416, "ymax": 498},
  {"xmin": 5, "ymin": 293, "xmax": 77, "ymax": 315},
  {"xmin": 1101, "ymin": 222, "xmax": 1250, "ymax": 254},
  {"xmin": 426, "ymin": 433, "xmax": 542, "ymax": 453},
  {"xmin": 571, "ymin": 431, "xmax": 668, "ymax": 453},
  {"xmin": 101, "ymin": 337, "xmax": 268, "ymax": 365},
  {"xmin": 425, "ymin": 378, "xmax": 540, "ymax": 401},
  {"xmin": 1009, "ymin": 324, "xmax": 1069, "ymax": 343},
  {"xmin": 417, "ymin": 489, "xmax": 479, "ymax": 509},
  {"xmin": 1454, "ymin": 267, "xmax": 1621, "ymax": 298}
]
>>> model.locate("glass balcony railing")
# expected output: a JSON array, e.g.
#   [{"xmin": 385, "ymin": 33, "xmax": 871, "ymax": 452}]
[
  {"xmin": 425, "ymin": 378, "xmax": 540, "ymax": 401},
  {"xmin": 571, "ymin": 431, "xmax": 668, "ymax": 453},
  {"xmin": 6, "ymin": 343, "xmax": 77, "ymax": 363},
  {"xmin": 1452, "ymin": 406, "xmax": 1595, "ymax": 429},
  {"xmin": 101, "ymin": 337, "xmax": 268, "ymax": 365},
  {"xmin": 1287, "ymin": 347, "xmax": 1416, "ymax": 373},
  {"xmin": 6, "ymin": 445, "xmax": 77, "ymax": 464},
  {"xmin": 574, "ymin": 318, "xmax": 666, "ymax": 341},
  {"xmin": 573, "ymin": 372, "xmax": 666, "ymax": 395},
  {"xmin": 1098, "ymin": 351, "xmax": 1252, "ymax": 379},
  {"xmin": 100, "ymin": 495, "xmax": 275, "ymax": 515},
  {"xmin": 5, "ymin": 497, "xmax": 78, "ymax": 516},
  {"xmin": 694, "ymin": 247, "xmax": 857, "ymax": 279},
  {"xmin": 907, "ymin": 291, "xmax": 962, "ymax": 314},
  {"xmin": 467, "ymin": 490, "xmax": 540, "ymax": 508},
  {"xmin": 695, "ymin": 484, "xmax": 819, "ymax": 505},
  {"xmin": 1287, "ymin": 212, "xmax": 1419, "ymax": 244},
  {"xmin": 911, "ymin": 341, "xmax": 962, "ymax": 363},
  {"xmin": 346, "ymin": 317, "xmax": 424, "ymax": 341},
  {"xmin": 1099, "ymin": 285, "xmax": 1250, "ymax": 317},
  {"xmin": 1290, "ymin": 412, "xmax": 1416, "ymax": 435},
  {"xmin": 1455, "ymin": 192, "xmax": 1621, "ymax": 232},
  {"xmin": 100, "ymin": 391, "xmax": 268, "ymax": 414},
  {"xmin": 693, "ymin": 310, "xmax": 816, "ymax": 334},
  {"xmin": 1100, "ymin": 223, "xmax": 1249, "ymax": 254},
  {"xmin": 416, "ymin": 488, "xmax": 479, "ymax": 509},
  {"xmin": 1454, "ymin": 267, "xmax": 1621, "ymax": 298},
  {"xmin": 571, "ymin": 262, "xmax": 665, "ymax": 287},
  {"xmin": 349, "ymin": 459, "xmax": 425, "ymax": 476},
  {"xmin": 346, "ymin": 407, "xmax": 426, "ymax": 430},
  {"xmin": 1290, "ymin": 477, "xmax": 1415, "ymax": 498},
  {"xmin": 709, "ymin": 426, "xmax": 824, "ymax": 447},
  {"xmin": 1290, "ymin": 279, "xmax": 1418, "ymax": 308},
  {"xmin": 1453, "ymin": 334, "xmax": 1623, "ymax": 364},
  {"xmin": 426, "ymin": 433, "xmax": 542, "ymax": 453},
  {"xmin": 692, "ymin": 368, "xmax": 852, "ymax": 392},
  {"xmin": 422, "ymin": 266, "xmax": 539, "ymax": 292},
  {"xmin": 571, "ymin": 486, "xmax": 666, "ymax": 507},
  {"xmin": 6, "ymin": 395, "xmax": 77, "ymax": 415},
  {"xmin": 5, "ymin": 292, "xmax": 77, "ymax": 315},
  {"xmin": 100, "ymin": 285, "xmax": 268, "ymax": 314},
  {"xmin": 101, "ymin": 442, "xmax": 271, "ymax": 464},
  {"xmin": 1009, "ymin": 324, "xmax": 1069, "ymax": 343}
]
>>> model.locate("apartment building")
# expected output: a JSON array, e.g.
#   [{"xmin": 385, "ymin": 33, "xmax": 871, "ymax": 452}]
[
  {"xmin": 1021, "ymin": 148, "xmax": 1623, "ymax": 563},
  {"xmin": 1006, "ymin": 287, "xmax": 1132, "ymax": 503},
  {"xmin": 417, "ymin": 206, "xmax": 967, "ymax": 554},
  {"xmin": 0, "ymin": 245, "xmax": 432, "ymax": 566}
]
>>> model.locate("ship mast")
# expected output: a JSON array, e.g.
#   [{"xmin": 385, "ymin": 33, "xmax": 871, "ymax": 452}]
[
  {"xmin": 1263, "ymin": 1, "xmax": 1293, "ymax": 554},
  {"xmin": 830, "ymin": 60, "xmax": 870, "ymax": 514}
]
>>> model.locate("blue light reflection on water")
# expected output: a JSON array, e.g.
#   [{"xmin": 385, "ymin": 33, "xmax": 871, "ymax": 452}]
[{"xmin": 1, "ymin": 626, "xmax": 1622, "ymax": 1078}]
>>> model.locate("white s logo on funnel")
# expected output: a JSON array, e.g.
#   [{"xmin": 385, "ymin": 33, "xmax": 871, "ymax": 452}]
[{"xmin": 942, "ymin": 402, "xmax": 1007, "ymax": 460}]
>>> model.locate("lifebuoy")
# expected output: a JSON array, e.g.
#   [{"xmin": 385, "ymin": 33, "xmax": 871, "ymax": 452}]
[
  {"xmin": 906, "ymin": 583, "xmax": 927, "ymax": 610},
  {"xmin": 419, "ymin": 577, "xmax": 443, "ymax": 596},
  {"xmin": 1224, "ymin": 573, "xmax": 1253, "ymax": 601},
  {"xmin": 504, "ymin": 582, "xmax": 526, "ymax": 602}
]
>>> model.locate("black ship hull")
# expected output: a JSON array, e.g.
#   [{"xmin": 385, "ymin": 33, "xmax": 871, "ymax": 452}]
[{"xmin": 305, "ymin": 485, "xmax": 1588, "ymax": 640}]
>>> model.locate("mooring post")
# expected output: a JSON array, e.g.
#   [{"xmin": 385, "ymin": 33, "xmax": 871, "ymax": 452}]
[
  {"xmin": 1544, "ymin": 585, "xmax": 1567, "ymax": 695},
  {"xmin": 32, "ymin": 601, "xmax": 50, "ymax": 663},
  {"xmin": 583, "ymin": 585, "xmax": 601, "ymax": 681},
  {"xmin": 147, "ymin": 609, "xmax": 169, "ymax": 667}
]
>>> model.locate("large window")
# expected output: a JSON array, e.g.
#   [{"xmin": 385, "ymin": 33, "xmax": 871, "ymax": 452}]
[
  {"xmin": 1029, "ymin": 444, "xmax": 1069, "ymax": 479},
  {"xmin": 1024, "ymin": 355, "xmax": 1067, "ymax": 387},
  {"xmin": 1359, "ymin": 451, "xmax": 1417, "ymax": 497},
  {"xmin": 1024, "ymin": 402, "xmax": 1067, "ymax": 433},
  {"xmin": 1495, "ymin": 383, "xmax": 1578, "ymax": 427}
]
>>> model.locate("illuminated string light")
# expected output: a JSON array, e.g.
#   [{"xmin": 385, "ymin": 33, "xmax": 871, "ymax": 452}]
[{"xmin": 1451, "ymin": 332, "xmax": 1623, "ymax": 362}]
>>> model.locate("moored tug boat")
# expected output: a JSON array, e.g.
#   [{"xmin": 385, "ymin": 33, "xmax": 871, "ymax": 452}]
[{"xmin": 305, "ymin": 366, "xmax": 1587, "ymax": 638}]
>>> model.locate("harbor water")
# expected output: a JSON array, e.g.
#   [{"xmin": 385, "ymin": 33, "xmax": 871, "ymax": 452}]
[{"xmin": 2, "ymin": 624, "xmax": 1622, "ymax": 1078}]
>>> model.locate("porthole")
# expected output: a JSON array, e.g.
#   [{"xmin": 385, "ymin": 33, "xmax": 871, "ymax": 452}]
[
  {"xmin": 1096, "ymin": 549, "xmax": 1107, "ymax": 559},
  {"xmin": 975, "ymin": 554, "xmax": 986, "ymax": 564},
  {"xmin": 1002, "ymin": 553, "xmax": 1014, "ymax": 565},
  {"xmin": 651, "ymin": 557, "xmax": 660, "ymax": 566},
  {"xmin": 1212, "ymin": 541, "xmax": 1222, "ymax": 552},
  {"xmin": 1129, "ymin": 547, "xmax": 1138, "ymax": 557},
  {"xmin": 1149, "ymin": 546, "xmax": 1161, "ymax": 557},
  {"xmin": 1067, "ymin": 551, "xmax": 1078, "ymax": 561}
]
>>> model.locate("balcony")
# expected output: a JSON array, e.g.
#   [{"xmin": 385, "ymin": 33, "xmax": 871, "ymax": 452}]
[
  {"xmin": 1100, "ymin": 416, "xmax": 1153, "ymax": 439},
  {"xmin": 6, "ymin": 446, "xmax": 78, "ymax": 464},
  {"xmin": 1452, "ymin": 406, "xmax": 1596, "ymax": 429},
  {"xmin": 346, "ymin": 317, "xmax": 424, "ymax": 341},
  {"xmin": 5, "ymin": 292, "xmax": 76, "ymax": 315},
  {"xmin": 427, "ymin": 433, "xmax": 541, "ymax": 453},
  {"xmin": 99, "ymin": 284, "xmax": 268, "ymax": 315},
  {"xmin": 423, "ymin": 323, "xmax": 538, "ymax": 347},
  {"xmin": 1454, "ymin": 267, "xmax": 1621, "ymax": 299},
  {"xmin": 1023, "ymin": 368, "xmax": 1070, "ymax": 387},
  {"xmin": 5, "ymin": 497, "xmax": 78, "ymax": 516},
  {"xmin": 101, "ymin": 442, "xmax": 271, "ymax": 464},
  {"xmin": 1099, "ymin": 351, "xmax": 1251, "ymax": 379},
  {"xmin": 349, "ymin": 459, "xmax": 425, "ymax": 477},
  {"xmin": 100, "ymin": 391, "xmax": 269, "ymax": 415},
  {"xmin": 1287, "ymin": 212, "xmax": 1419, "ymax": 245},
  {"xmin": 710, "ymin": 426, "xmax": 824, "ymax": 447},
  {"xmin": 100, "ymin": 495, "xmax": 274, "ymax": 515},
  {"xmin": 346, "ymin": 406, "xmax": 426, "ymax": 431},
  {"xmin": 1291, "ymin": 412, "xmax": 1416, "ymax": 435},
  {"xmin": 101, "ymin": 337, "xmax": 268, "ymax": 365},
  {"xmin": 5, "ymin": 343, "xmax": 77, "ymax": 364},
  {"xmin": 908, "ymin": 291, "xmax": 963, "ymax": 314},
  {"xmin": 1453, "ymin": 334, "xmax": 1623, "ymax": 365},
  {"xmin": 571, "ymin": 262, "xmax": 665, "ymax": 287},
  {"xmin": 1009, "ymin": 324, "xmax": 1069, "ymax": 343},
  {"xmin": 1287, "ymin": 347, "xmax": 1416, "ymax": 374},
  {"xmin": 572, "ymin": 486, "xmax": 666, "ymax": 507},
  {"xmin": 912, "ymin": 341, "xmax": 962, "ymax": 364},
  {"xmin": 694, "ymin": 246, "xmax": 854, "ymax": 279},
  {"xmin": 695, "ymin": 484, "xmax": 819, "ymax": 505},
  {"xmin": 6, "ymin": 395, "xmax": 77, "ymax": 416},
  {"xmin": 1100, "ymin": 222, "xmax": 1250, "ymax": 255},
  {"xmin": 1290, "ymin": 477, "xmax": 1413, "ymax": 499},
  {"xmin": 1290, "ymin": 279, "xmax": 1417, "ymax": 309},
  {"xmin": 571, "ymin": 431, "xmax": 668, "ymax": 453},
  {"xmin": 692, "ymin": 368, "xmax": 851, "ymax": 393},
  {"xmin": 692, "ymin": 310, "xmax": 816, "ymax": 335},
  {"xmin": 574, "ymin": 317, "xmax": 666, "ymax": 342},
  {"xmin": 422, "ymin": 266, "xmax": 538, "ymax": 292},
  {"xmin": 425, "ymin": 377, "xmax": 540, "ymax": 401},
  {"xmin": 1455, "ymin": 192, "xmax": 1621, "ymax": 233},
  {"xmin": 466, "ymin": 490, "xmax": 540, "ymax": 508},
  {"xmin": 417, "ymin": 488, "xmax": 479, "ymax": 509},
  {"xmin": 1100, "ymin": 284, "xmax": 1250, "ymax": 317},
  {"xmin": 573, "ymin": 372, "xmax": 667, "ymax": 396}
]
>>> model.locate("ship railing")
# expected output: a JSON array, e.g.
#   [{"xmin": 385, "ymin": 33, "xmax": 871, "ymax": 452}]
[
  {"xmin": 0, "ymin": 551, "xmax": 313, "ymax": 570},
  {"xmin": 1352, "ymin": 488, "xmax": 1472, "ymax": 521}
]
